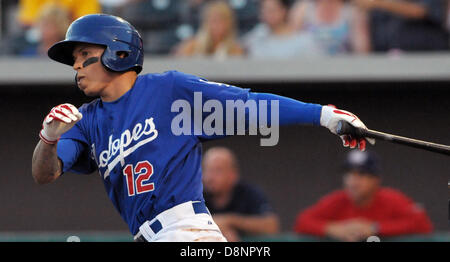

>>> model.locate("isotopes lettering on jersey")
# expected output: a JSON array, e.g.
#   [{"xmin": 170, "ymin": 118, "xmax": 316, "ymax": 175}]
[{"xmin": 95, "ymin": 117, "xmax": 158, "ymax": 179}]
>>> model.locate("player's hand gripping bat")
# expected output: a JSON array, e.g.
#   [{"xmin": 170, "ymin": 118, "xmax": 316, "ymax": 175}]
[{"xmin": 336, "ymin": 120, "xmax": 450, "ymax": 156}]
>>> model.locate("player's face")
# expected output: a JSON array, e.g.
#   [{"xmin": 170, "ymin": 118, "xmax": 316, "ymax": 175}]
[
  {"xmin": 343, "ymin": 171, "xmax": 379, "ymax": 203},
  {"xmin": 72, "ymin": 43, "xmax": 115, "ymax": 97}
]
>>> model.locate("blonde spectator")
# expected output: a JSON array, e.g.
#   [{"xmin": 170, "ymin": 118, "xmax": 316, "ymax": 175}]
[
  {"xmin": 175, "ymin": 0, "xmax": 244, "ymax": 59},
  {"xmin": 289, "ymin": 0, "xmax": 370, "ymax": 55},
  {"xmin": 19, "ymin": 4, "xmax": 72, "ymax": 56},
  {"xmin": 243, "ymin": 0, "xmax": 322, "ymax": 58},
  {"xmin": 18, "ymin": 0, "xmax": 101, "ymax": 27}
]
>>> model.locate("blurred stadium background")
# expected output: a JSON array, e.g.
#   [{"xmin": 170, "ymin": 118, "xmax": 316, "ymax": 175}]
[{"xmin": 0, "ymin": 0, "xmax": 449, "ymax": 241}]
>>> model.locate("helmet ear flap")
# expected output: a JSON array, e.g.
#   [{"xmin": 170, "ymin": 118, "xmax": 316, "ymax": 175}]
[
  {"xmin": 115, "ymin": 51, "xmax": 140, "ymax": 72},
  {"xmin": 100, "ymin": 45, "xmax": 121, "ymax": 72},
  {"xmin": 101, "ymin": 46, "xmax": 141, "ymax": 73}
]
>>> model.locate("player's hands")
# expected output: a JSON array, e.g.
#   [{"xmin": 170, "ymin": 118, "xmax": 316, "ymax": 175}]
[
  {"xmin": 39, "ymin": 103, "xmax": 83, "ymax": 144},
  {"xmin": 320, "ymin": 105, "xmax": 375, "ymax": 151}
]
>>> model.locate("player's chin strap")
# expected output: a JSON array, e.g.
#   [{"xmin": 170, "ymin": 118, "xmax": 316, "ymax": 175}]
[{"xmin": 74, "ymin": 57, "xmax": 100, "ymax": 85}]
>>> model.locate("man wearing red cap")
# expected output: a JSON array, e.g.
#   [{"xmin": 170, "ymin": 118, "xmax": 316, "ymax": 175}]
[{"xmin": 294, "ymin": 150, "xmax": 433, "ymax": 242}]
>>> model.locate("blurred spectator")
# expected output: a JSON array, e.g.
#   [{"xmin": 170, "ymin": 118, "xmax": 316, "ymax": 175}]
[
  {"xmin": 178, "ymin": 0, "xmax": 259, "ymax": 35},
  {"xmin": 202, "ymin": 147, "xmax": 280, "ymax": 242},
  {"xmin": 4, "ymin": 4, "xmax": 71, "ymax": 57},
  {"xmin": 353, "ymin": 0, "xmax": 449, "ymax": 52},
  {"xmin": 18, "ymin": 4, "xmax": 71, "ymax": 57},
  {"xmin": 175, "ymin": 0, "xmax": 244, "ymax": 59},
  {"xmin": 9, "ymin": 0, "xmax": 99, "ymax": 56},
  {"xmin": 289, "ymin": 0, "xmax": 370, "ymax": 55},
  {"xmin": 243, "ymin": 0, "xmax": 322, "ymax": 58},
  {"xmin": 17, "ymin": 0, "xmax": 100, "ymax": 28},
  {"xmin": 294, "ymin": 150, "xmax": 433, "ymax": 242},
  {"xmin": 99, "ymin": 0, "xmax": 136, "ymax": 15}
]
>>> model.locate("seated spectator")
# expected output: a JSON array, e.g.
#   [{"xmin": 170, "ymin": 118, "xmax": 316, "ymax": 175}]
[
  {"xmin": 294, "ymin": 150, "xmax": 433, "ymax": 242},
  {"xmin": 243, "ymin": 0, "xmax": 322, "ymax": 58},
  {"xmin": 18, "ymin": 4, "xmax": 71, "ymax": 57},
  {"xmin": 352, "ymin": 0, "xmax": 449, "ymax": 52},
  {"xmin": 5, "ymin": 0, "xmax": 99, "ymax": 56},
  {"xmin": 17, "ymin": 0, "xmax": 100, "ymax": 28},
  {"xmin": 175, "ymin": 0, "xmax": 244, "ymax": 59},
  {"xmin": 289, "ymin": 0, "xmax": 370, "ymax": 54},
  {"xmin": 202, "ymin": 147, "xmax": 280, "ymax": 242},
  {"xmin": 178, "ymin": 0, "xmax": 259, "ymax": 35}
]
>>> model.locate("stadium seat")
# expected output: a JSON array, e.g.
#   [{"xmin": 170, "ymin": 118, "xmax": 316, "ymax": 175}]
[
  {"xmin": 142, "ymin": 27, "xmax": 183, "ymax": 55},
  {"xmin": 227, "ymin": 0, "xmax": 260, "ymax": 35},
  {"xmin": 121, "ymin": 0, "xmax": 182, "ymax": 31}
]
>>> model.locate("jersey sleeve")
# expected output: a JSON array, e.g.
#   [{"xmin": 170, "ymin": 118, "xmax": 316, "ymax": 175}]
[
  {"xmin": 57, "ymin": 104, "xmax": 97, "ymax": 175},
  {"xmin": 172, "ymin": 71, "xmax": 250, "ymax": 106},
  {"xmin": 171, "ymin": 71, "xmax": 250, "ymax": 139},
  {"xmin": 57, "ymin": 138, "xmax": 96, "ymax": 174},
  {"xmin": 170, "ymin": 71, "xmax": 323, "ymax": 142},
  {"xmin": 248, "ymin": 92, "xmax": 322, "ymax": 126}
]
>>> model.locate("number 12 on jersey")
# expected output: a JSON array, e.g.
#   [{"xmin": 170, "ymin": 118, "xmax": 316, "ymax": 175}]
[{"xmin": 123, "ymin": 160, "xmax": 155, "ymax": 196}]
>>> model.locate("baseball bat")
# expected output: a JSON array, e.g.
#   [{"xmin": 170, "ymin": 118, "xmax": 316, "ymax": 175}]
[{"xmin": 336, "ymin": 120, "xmax": 450, "ymax": 156}]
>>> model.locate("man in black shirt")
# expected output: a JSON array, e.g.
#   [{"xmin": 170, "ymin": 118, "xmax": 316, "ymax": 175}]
[
  {"xmin": 353, "ymin": 0, "xmax": 449, "ymax": 51},
  {"xmin": 202, "ymin": 147, "xmax": 280, "ymax": 241}
]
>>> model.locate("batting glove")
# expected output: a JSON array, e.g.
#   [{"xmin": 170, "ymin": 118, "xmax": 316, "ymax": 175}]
[
  {"xmin": 39, "ymin": 103, "xmax": 83, "ymax": 145},
  {"xmin": 320, "ymin": 105, "xmax": 375, "ymax": 151}
]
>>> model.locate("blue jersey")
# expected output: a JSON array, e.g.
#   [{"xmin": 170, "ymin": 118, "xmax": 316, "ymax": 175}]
[
  {"xmin": 57, "ymin": 70, "xmax": 322, "ymax": 235},
  {"xmin": 57, "ymin": 71, "xmax": 250, "ymax": 234}
]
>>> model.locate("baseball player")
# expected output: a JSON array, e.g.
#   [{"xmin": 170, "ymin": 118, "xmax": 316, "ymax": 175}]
[{"xmin": 31, "ymin": 14, "xmax": 374, "ymax": 242}]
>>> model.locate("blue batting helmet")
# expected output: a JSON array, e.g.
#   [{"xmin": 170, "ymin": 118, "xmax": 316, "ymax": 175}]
[{"xmin": 48, "ymin": 14, "xmax": 144, "ymax": 73}]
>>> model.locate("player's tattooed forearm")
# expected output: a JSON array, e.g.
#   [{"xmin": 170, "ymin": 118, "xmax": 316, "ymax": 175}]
[{"xmin": 32, "ymin": 141, "xmax": 61, "ymax": 182}]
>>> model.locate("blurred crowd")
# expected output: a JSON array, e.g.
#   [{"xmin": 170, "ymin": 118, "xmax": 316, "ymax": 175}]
[
  {"xmin": 202, "ymin": 146, "xmax": 433, "ymax": 242},
  {"xmin": 0, "ymin": 0, "xmax": 449, "ymax": 59}
]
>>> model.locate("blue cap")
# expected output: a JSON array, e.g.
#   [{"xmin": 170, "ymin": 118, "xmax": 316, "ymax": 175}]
[{"xmin": 343, "ymin": 150, "xmax": 381, "ymax": 175}]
